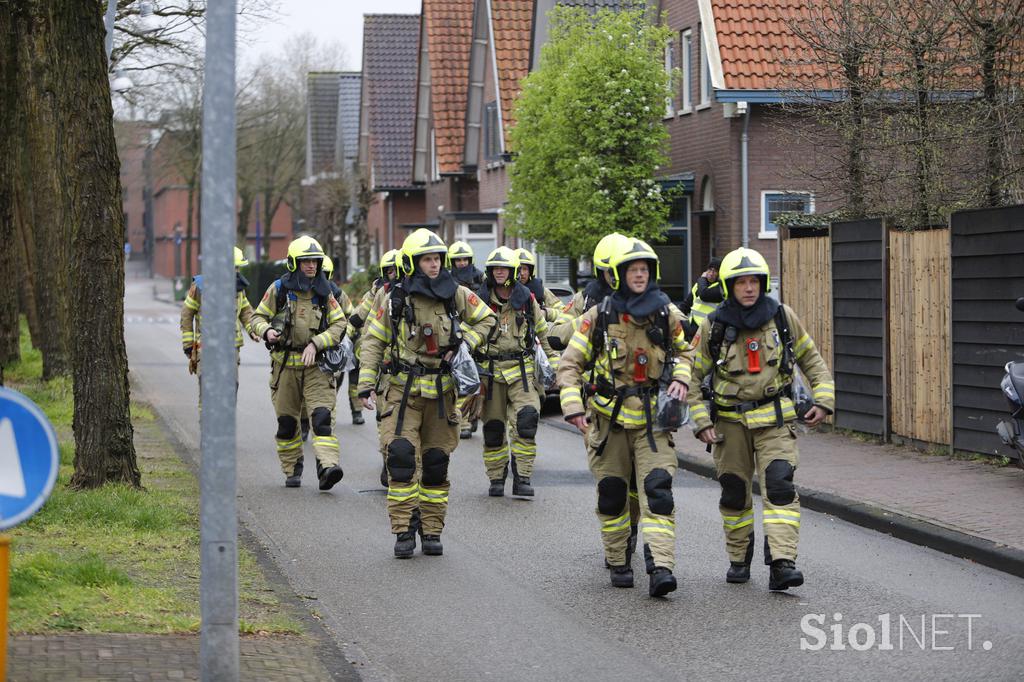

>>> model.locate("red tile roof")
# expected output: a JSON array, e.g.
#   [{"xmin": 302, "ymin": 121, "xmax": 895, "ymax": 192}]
[
  {"xmin": 423, "ymin": 0, "xmax": 475, "ymax": 173},
  {"xmin": 710, "ymin": 0, "xmax": 828, "ymax": 91},
  {"xmin": 490, "ymin": 0, "xmax": 534, "ymax": 137}
]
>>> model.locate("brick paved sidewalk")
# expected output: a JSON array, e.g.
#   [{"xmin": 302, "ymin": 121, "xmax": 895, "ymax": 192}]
[
  {"xmin": 676, "ymin": 428, "xmax": 1024, "ymax": 553},
  {"xmin": 6, "ymin": 633, "xmax": 334, "ymax": 682}
]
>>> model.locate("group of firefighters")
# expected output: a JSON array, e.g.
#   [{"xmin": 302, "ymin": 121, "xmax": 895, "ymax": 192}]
[{"xmin": 180, "ymin": 229, "xmax": 834, "ymax": 598}]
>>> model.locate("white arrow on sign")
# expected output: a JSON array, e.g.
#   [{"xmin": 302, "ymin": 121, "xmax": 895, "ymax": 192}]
[{"xmin": 0, "ymin": 417, "xmax": 28, "ymax": 498}]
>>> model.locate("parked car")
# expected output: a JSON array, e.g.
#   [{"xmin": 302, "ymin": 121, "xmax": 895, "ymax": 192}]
[{"xmin": 548, "ymin": 283, "xmax": 575, "ymax": 307}]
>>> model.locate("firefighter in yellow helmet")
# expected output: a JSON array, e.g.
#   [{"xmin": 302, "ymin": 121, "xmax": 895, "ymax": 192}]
[
  {"xmin": 358, "ymin": 229, "xmax": 495, "ymax": 558},
  {"xmin": 179, "ymin": 246, "xmax": 257, "ymax": 402},
  {"xmin": 548, "ymin": 233, "xmax": 630, "ymax": 349},
  {"xmin": 250, "ymin": 236, "xmax": 347, "ymax": 491},
  {"xmin": 687, "ymin": 247, "xmax": 834, "ymax": 590},
  {"xmin": 448, "ymin": 241, "xmax": 484, "ymax": 439},
  {"xmin": 557, "ymin": 237, "xmax": 694, "ymax": 597},
  {"xmin": 475, "ymin": 246, "xmax": 557, "ymax": 497},
  {"xmin": 515, "ymin": 247, "xmax": 564, "ymax": 324},
  {"xmin": 349, "ymin": 249, "xmax": 402, "ymax": 487},
  {"xmin": 681, "ymin": 256, "xmax": 724, "ymax": 332}
]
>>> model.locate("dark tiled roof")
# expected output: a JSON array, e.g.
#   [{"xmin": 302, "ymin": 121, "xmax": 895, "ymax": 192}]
[
  {"xmin": 422, "ymin": 0, "xmax": 475, "ymax": 173},
  {"xmin": 307, "ymin": 72, "xmax": 341, "ymax": 177},
  {"xmin": 337, "ymin": 72, "xmax": 362, "ymax": 173},
  {"xmin": 363, "ymin": 14, "xmax": 420, "ymax": 188}
]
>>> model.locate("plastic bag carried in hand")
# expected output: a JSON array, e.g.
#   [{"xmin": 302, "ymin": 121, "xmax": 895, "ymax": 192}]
[
  {"xmin": 654, "ymin": 389, "xmax": 688, "ymax": 432},
  {"xmin": 451, "ymin": 342, "xmax": 481, "ymax": 397},
  {"xmin": 534, "ymin": 341, "xmax": 556, "ymax": 390},
  {"xmin": 338, "ymin": 336, "xmax": 356, "ymax": 373},
  {"xmin": 317, "ymin": 336, "xmax": 356, "ymax": 377}
]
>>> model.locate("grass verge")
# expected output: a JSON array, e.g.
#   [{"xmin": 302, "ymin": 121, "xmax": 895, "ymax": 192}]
[{"xmin": 4, "ymin": 321, "xmax": 303, "ymax": 635}]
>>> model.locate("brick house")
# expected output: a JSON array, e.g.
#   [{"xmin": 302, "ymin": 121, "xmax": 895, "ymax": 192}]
[
  {"xmin": 656, "ymin": 0, "xmax": 831, "ymax": 292},
  {"xmin": 358, "ymin": 14, "xmax": 426, "ymax": 259},
  {"xmin": 114, "ymin": 120, "xmax": 155, "ymax": 263}
]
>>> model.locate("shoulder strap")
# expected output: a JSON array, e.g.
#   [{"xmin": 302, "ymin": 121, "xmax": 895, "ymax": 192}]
[
  {"xmin": 707, "ymin": 311, "xmax": 729, "ymax": 367},
  {"xmin": 774, "ymin": 304, "xmax": 795, "ymax": 376}
]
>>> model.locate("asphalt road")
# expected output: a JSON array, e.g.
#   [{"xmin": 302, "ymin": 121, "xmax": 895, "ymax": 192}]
[{"xmin": 125, "ymin": 279, "xmax": 1024, "ymax": 681}]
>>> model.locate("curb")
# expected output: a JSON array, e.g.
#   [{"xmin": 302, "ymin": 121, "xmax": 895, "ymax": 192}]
[{"xmin": 541, "ymin": 417, "xmax": 1024, "ymax": 580}]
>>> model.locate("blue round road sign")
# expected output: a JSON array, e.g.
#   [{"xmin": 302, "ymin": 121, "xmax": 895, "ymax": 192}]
[{"xmin": 0, "ymin": 387, "xmax": 60, "ymax": 531}]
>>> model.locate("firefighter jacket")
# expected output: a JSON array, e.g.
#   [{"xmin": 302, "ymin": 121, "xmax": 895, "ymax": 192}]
[
  {"xmin": 180, "ymin": 276, "xmax": 254, "ymax": 351},
  {"xmin": 250, "ymin": 280, "xmax": 348, "ymax": 370},
  {"xmin": 357, "ymin": 284, "xmax": 495, "ymax": 400},
  {"xmin": 687, "ymin": 278, "xmax": 724, "ymax": 327},
  {"xmin": 477, "ymin": 284, "xmax": 556, "ymax": 386},
  {"xmin": 686, "ymin": 302, "xmax": 834, "ymax": 432},
  {"xmin": 557, "ymin": 303, "xmax": 694, "ymax": 430}
]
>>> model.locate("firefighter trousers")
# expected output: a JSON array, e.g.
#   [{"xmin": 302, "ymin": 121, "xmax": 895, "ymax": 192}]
[
  {"xmin": 586, "ymin": 413, "xmax": 677, "ymax": 570},
  {"xmin": 378, "ymin": 384, "xmax": 459, "ymax": 535},
  {"xmin": 480, "ymin": 378, "xmax": 541, "ymax": 480},
  {"xmin": 712, "ymin": 419, "xmax": 800, "ymax": 564},
  {"xmin": 270, "ymin": 363, "xmax": 339, "ymax": 475}
]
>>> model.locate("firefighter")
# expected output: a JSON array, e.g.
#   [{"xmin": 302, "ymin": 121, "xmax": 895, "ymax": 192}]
[
  {"xmin": 349, "ymin": 249, "xmax": 401, "ymax": 487},
  {"xmin": 475, "ymin": 246, "xmax": 556, "ymax": 498},
  {"xmin": 250, "ymin": 236, "xmax": 347, "ymax": 491},
  {"xmin": 687, "ymin": 247, "xmax": 834, "ymax": 590},
  {"xmin": 681, "ymin": 257, "xmax": 724, "ymax": 330},
  {"xmin": 557, "ymin": 237, "xmax": 694, "ymax": 597},
  {"xmin": 448, "ymin": 241, "xmax": 484, "ymax": 439},
  {"xmin": 357, "ymin": 229, "xmax": 495, "ymax": 558},
  {"xmin": 514, "ymin": 247, "xmax": 563, "ymax": 324},
  {"xmin": 180, "ymin": 246, "xmax": 258, "ymax": 404}
]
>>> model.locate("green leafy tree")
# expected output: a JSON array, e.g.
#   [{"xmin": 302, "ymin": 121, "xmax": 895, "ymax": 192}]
[{"xmin": 506, "ymin": 6, "xmax": 675, "ymax": 265}]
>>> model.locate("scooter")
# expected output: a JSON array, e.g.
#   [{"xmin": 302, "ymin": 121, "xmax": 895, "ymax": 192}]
[{"xmin": 996, "ymin": 297, "xmax": 1024, "ymax": 469}]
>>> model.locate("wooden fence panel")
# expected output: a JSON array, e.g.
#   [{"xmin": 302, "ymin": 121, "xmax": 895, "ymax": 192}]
[
  {"xmin": 888, "ymin": 228, "xmax": 951, "ymax": 445},
  {"xmin": 780, "ymin": 232, "xmax": 832, "ymax": 370}
]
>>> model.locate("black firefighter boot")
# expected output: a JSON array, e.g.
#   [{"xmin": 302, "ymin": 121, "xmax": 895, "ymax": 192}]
[
  {"xmin": 351, "ymin": 410, "xmax": 365, "ymax": 425},
  {"xmin": 488, "ymin": 464, "xmax": 508, "ymax": 497},
  {"xmin": 393, "ymin": 531, "xmax": 416, "ymax": 559},
  {"xmin": 317, "ymin": 462, "xmax": 344, "ymax": 491},
  {"xmin": 769, "ymin": 560, "xmax": 804, "ymax": 591},
  {"xmin": 511, "ymin": 458, "xmax": 534, "ymax": 497},
  {"xmin": 609, "ymin": 564, "xmax": 634, "ymax": 588},
  {"xmin": 285, "ymin": 461, "xmax": 303, "ymax": 488},
  {"xmin": 648, "ymin": 567, "xmax": 677, "ymax": 598},
  {"xmin": 727, "ymin": 532, "xmax": 754, "ymax": 584}
]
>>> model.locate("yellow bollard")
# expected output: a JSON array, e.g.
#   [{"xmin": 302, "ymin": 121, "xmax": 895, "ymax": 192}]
[{"xmin": 0, "ymin": 534, "xmax": 8, "ymax": 681}]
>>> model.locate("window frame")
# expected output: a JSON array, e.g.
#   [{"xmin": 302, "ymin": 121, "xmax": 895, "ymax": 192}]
[
  {"xmin": 483, "ymin": 101, "xmax": 501, "ymax": 162},
  {"xmin": 663, "ymin": 39, "xmax": 676, "ymax": 119},
  {"xmin": 679, "ymin": 29, "xmax": 692, "ymax": 115},
  {"xmin": 760, "ymin": 191, "xmax": 815, "ymax": 239},
  {"xmin": 698, "ymin": 23, "xmax": 711, "ymax": 109}
]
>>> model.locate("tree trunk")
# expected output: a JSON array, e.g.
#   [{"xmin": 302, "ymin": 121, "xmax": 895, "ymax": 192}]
[
  {"xmin": 16, "ymin": 2, "xmax": 72, "ymax": 379},
  {"xmin": 50, "ymin": 0, "xmax": 139, "ymax": 489},
  {"xmin": 0, "ymin": 7, "xmax": 22, "ymax": 367},
  {"xmin": 14, "ymin": 192, "xmax": 42, "ymax": 351}
]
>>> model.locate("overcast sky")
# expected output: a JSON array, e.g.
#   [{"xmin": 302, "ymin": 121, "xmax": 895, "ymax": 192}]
[{"xmin": 242, "ymin": 0, "xmax": 422, "ymax": 69}]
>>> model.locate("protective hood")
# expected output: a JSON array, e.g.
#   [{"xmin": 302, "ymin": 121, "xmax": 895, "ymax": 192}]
[
  {"xmin": 480, "ymin": 279, "xmax": 532, "ymax": 311},
  {"xmin": 406, "ymin": 269, "xmax": 458, "ymax": 301},
  {"xmin": 279, "ymin": 270, "xmax": 333, "ymax": 299},
  {"xmin": 583, "ymin": 277, "xmax": 613, "ymax": 309},
  {"xmin": 235, "ymin": 272, "xmax": 249, "ymax": 293},
  {"xmin": 452, "ymin": 264, "xmax": 483, "ymax": 288},
  {"xmin": 523, "ymin": 276, "xmax": 546, "ymax": 302},
  {"xmin": 609, "ymin": 283, "xmax": 671, "ymax": 319},
  {"xmin": 715, "ymin": 293, "xmax": 779, "ymax": 330}
]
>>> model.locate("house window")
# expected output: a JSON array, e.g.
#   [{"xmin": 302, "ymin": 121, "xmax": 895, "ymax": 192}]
[
  {"xmin": 484, "ymin": 101, "xmax": 501, "ymax": 161},
  {"xmin": 667, "ymin": 195, "xmax": 690, "ymax": 228},
  {"xmin": 761, "ymin": 192, "xmax": 814, "ymax": 238},
  {"xmin": 698, "ymin": 23, "xmax": 711, "ymax": 107},
  {"xmin": 663, "ymin": 40, "xmax": 675, "ymax": 118},
  {"xmin": 456, "ymin": 221, "xmax": 496, "ymax": 260},
  {"xmin": 680, "ymin": 30, "xmax": 692, "ymax": 114}
]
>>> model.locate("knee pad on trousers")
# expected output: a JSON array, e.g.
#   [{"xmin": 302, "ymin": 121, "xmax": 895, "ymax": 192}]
[
  {"xmin": 276, "ymin": 416, "xmax": 298, "ymax": 440},
  {"xmin": 764, "ymin": 460, "xmax": 796, "ymax": 506},
  {"xmin": 421, "ymin": 448, "xmax": 450, "ymax": 487},
  {"xmin": 718, "ymin": 473, "xmax": 747, "ymax": 510},
  {"xmin": 386, "ymin": 439, "xmax": 416, "ymax": 483},
  {"xmin": 643, "ymin": 468, "xmax": 674, "ymax": 515},
  {"xmin": 311, "ymin": 407, "xmax": 332, "ymax": 436},
  {"xmin": 597, "ymin": 477, "xmax": 628, "ymax": 516},
  {"xmin": 515, "ymin": 406, "xmax": 539, "ymax": 440},
  {"xmin": 483, "ymin": 420, "xmax": 505, "ymax": 448}
]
